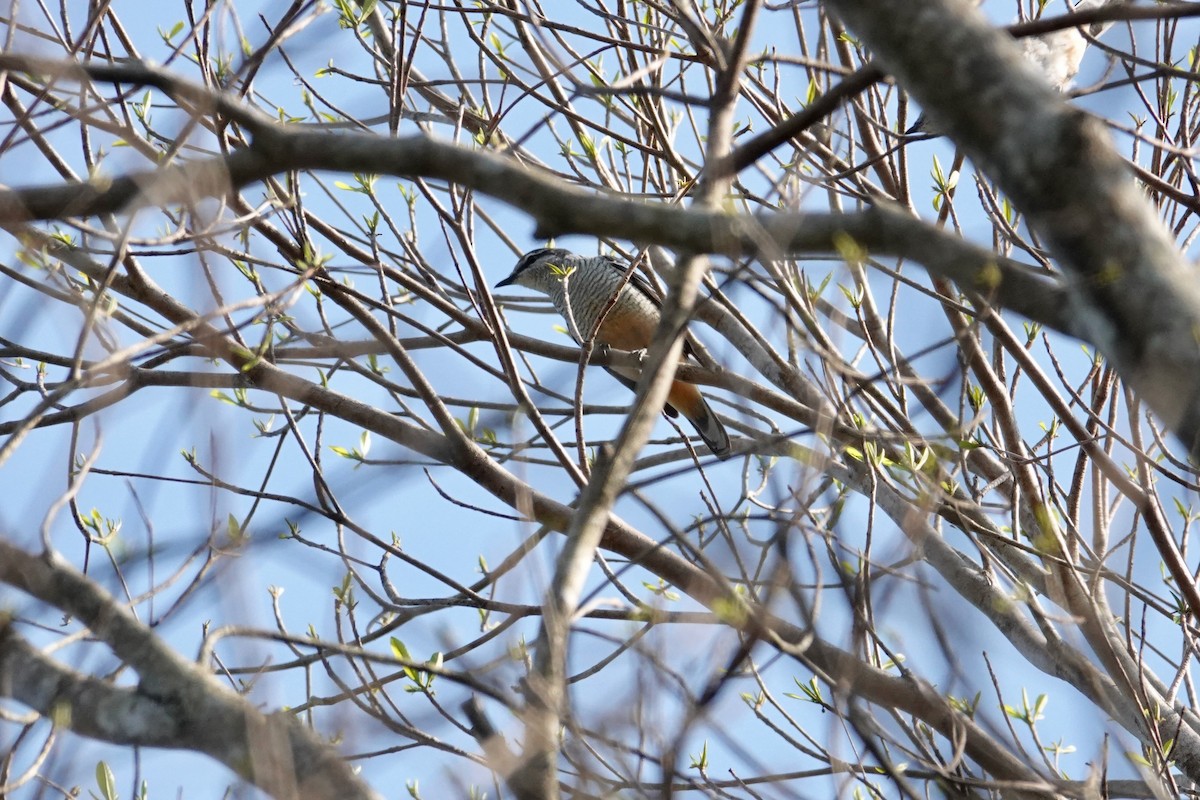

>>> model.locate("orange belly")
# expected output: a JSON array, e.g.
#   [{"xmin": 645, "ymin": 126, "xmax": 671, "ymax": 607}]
[
  {"xmin": 594, "ymin": 304, "xmax": 705, "ymax": 419},
  {"xmin": 594, "ymin": 305, "xmax": 658, "ymax": 350}
]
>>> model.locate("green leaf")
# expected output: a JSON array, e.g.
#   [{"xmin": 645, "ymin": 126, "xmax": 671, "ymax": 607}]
[
  {"xmin": 390, "ymin": 637, "xmax": 411, "ymax": 661},
  {"xmin": 96, "ymin": 761, "xmax": 118, "ymax": 800},
  {"xmin": 391, "ymin": 637, "xmax": 420, "ymax": 682},
  {"xmin": 332, "ymin": 573, "xmax": 355, "ymax": 608},
  {"xmin": 579, "ymin": 133, "xmax": 596, "ymax": 158},
  {"xmin": 790, "ymin": 675, "xmax": 823, "ymax": 704}
]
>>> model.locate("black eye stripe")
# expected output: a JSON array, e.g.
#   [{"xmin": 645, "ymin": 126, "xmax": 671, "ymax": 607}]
[
  {"xmin": 514, "ymin": 248, "xmax": 568, "ymax": 274},
  {"xmin": 518, "ymin": 249, "xmax": 547, "ymax": 267},
  {"xmin": 513, "ymin": 249, "xmax": 544, "ymax": 273}
]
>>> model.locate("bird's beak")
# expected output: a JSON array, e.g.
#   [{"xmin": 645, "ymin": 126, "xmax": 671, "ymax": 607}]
[{"xmin": 495, "ymin": 274, "xmax": 515, "ymax": 288}]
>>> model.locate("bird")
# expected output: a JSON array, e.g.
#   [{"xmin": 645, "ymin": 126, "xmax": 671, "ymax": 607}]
[
  {"xmin": 1018, "ymin": 0, "xmax": 1115, "ymax": 91},
  {"xmin": 907, "ymin": 0, "xmax": 1116, "ymax": 136},
  {"xmin": 495, "ymin": 248, "xmax": 731, "ymax": 457}
]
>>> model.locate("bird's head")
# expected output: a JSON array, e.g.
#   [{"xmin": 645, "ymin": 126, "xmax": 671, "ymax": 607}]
[{"xmin": 495, "ymin": 248, "xmax": 576, "ymax": 292}]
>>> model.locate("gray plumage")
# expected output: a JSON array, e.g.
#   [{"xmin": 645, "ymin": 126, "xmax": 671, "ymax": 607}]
[
  {"xmin": 502, "ymin": 249, "xmax": 655, "ymax": 342},
  {"xmin": 496, "ymin": 248, "xmax": 731, "ymax": 457}
]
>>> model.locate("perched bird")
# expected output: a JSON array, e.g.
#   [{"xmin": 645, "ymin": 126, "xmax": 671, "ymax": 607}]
[
  {"xmin": 1019, "ymin": 0, "xmax": 1115, "ymax": 91},
  {"xmin": 908, "ymin": 0, "xmax": 1116, "ymax": 135},
  {"xmin": 496, "ymin": 248, "xmax": 731, "ymax": 457}
]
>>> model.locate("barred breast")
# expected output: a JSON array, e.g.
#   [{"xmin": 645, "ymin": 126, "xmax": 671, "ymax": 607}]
[
  {"xmin": 499, "ymin": 248, "xmax": 732, "ymax": 456},
  {"xmin": 547, "ymin": 258, "xmax": 661, "ymax": 344}
]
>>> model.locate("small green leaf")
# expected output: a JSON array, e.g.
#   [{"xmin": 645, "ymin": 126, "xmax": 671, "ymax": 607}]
[
  {"xmin": 391, "ymin": 637, "xmax": 420, "ymax": 681},
  {"xmin": 96, "ymin": 761, "xmax": 118, "ymax": 800}
]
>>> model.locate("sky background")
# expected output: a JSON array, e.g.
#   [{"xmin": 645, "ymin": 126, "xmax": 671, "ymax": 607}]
[{"xmin": 0, "ymin": 0, "xmax": 1195, "ymax": 798}]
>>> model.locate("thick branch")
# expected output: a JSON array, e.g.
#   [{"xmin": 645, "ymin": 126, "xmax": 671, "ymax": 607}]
[
  {"xmin": 0, "ymin": 619, "xmax": 177, "ymax": 745},
  {"xmin": 0, "ymin": 54, "xmax": 1067, "ymax": 336},
  {"xmin": 823, "ymin": 0, "xmax": 1200, "ymax": 460},
  {"xmin": 0, "ymin": 544, "xmax": 380, "ymax": 800}
]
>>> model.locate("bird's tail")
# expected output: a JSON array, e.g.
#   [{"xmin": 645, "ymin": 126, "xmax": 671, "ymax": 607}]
[{"xmin": 684, "ymin": 396, "xmax": 731, "ymax": 458}]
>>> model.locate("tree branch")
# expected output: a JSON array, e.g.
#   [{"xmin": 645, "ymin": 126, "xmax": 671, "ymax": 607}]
[
  {"xmin": 0, "ymin": 543, "xmax": 380, "ymax": 800},
  {"xmin": 823, "ymin": 0, "xmax": 1200, "ymax": 460}
]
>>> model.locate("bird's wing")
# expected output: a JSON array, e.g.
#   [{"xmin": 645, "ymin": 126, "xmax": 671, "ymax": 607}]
[
  {"xmin": 598, "ymin": 255, "xmax": 700, "ymax": 360},
  {"xmin": 599, "ymin": 255, "xmax": 661, "ymax": 305}
]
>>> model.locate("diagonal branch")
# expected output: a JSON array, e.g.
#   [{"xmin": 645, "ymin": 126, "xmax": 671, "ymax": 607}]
[
  {"xmin": 822, "ymin": 0, "xmax": 1200, "ymax": 461},
  {"xmin": 0, "ymin": 544, "xmax": 380, "ymax": 800}
]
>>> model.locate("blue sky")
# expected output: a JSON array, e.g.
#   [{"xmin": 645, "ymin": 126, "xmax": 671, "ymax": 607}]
[{"xmin": 0, "ymin": 0, "xmax": 1195, "ymax": 797}]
